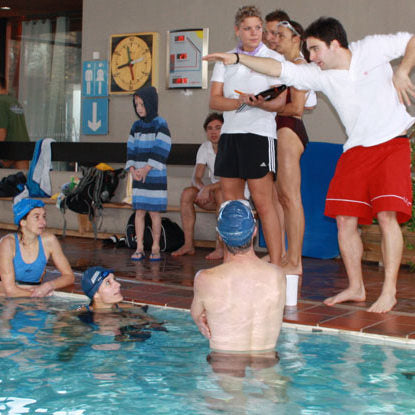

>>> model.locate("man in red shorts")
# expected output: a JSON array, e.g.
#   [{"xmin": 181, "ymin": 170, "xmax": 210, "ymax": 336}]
[{"xmin": 204, "ymin": 17, "xmax": 415, "ymax": 312}]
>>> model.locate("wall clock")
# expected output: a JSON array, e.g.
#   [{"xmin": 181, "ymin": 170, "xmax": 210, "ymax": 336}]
[{"xmin": 110, "ymin": 32, "xmax": 158, "ymax": 94}]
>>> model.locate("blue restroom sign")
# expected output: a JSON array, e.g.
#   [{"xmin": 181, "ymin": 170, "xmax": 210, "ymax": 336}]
[
  {"xmin": 82, "ymin": 60, "xmax": 108, "ymax": 97},
  {"xmin": 81, "ymin": 98, "xmax": 108, "ymax": 135}
]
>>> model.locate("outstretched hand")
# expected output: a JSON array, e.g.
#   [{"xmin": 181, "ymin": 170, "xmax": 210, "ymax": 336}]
[
  {"xmin": 393, "ymin": 69, "xmax": 415, "ymax": 106},
  {"xmin": 203, "ymin": 53, "xmax": 237, "ymax": 65}
]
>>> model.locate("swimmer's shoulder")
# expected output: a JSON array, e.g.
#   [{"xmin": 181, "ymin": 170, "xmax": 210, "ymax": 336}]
[{"xmin": 0, "ymin": 233, "xmax": 15, "ymax": 255}]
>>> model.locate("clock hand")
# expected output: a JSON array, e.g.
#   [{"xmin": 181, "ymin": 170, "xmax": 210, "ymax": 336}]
[
  {"xmin": 126, "ymin": 46, "xmax": 132, "ymax": 62},
  {"xmin": 117, "ymin": 57, "xmax": 143, "ymax": 70},
  {"xmin": 129, "ymin": 64, "xmax": 135, "ymax": 80}
]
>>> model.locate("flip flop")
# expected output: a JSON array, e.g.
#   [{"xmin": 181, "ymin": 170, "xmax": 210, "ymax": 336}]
[
  {"xmin": 149, "ymin": 252, "xmax": 161, "ymax": 262},
  {"xmin": 131, "ymin": 251, "xmax": 145, "ymax": 261}
]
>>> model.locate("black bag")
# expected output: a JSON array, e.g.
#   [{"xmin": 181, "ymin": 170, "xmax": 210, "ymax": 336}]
[
  {"xmin": 0, "ymin": 172, "xmax": 26, "ymax": 197},
  {"xmin": 60, "ymin": 166, "xmax": 125, "ymax": 236},
  {"xmin": 126, "ymin": 212, "xmax": 185, "ymax": 252}
]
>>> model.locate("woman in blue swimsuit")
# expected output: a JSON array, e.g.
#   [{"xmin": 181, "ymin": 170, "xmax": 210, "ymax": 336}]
[{"xmin": 0, "ymin": 198, "xmax": 74, "ymax": 297}]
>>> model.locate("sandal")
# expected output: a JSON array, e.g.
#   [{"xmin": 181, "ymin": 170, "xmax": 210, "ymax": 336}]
[
  {"xmin": 131, "ymin": 251, "xmax": 145, "ymax": 261},
  {"xmin": 149, "ymin": 252, "xmax": 161, "ymax": 262}
]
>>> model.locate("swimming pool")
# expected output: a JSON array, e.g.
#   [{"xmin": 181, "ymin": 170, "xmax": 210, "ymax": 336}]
[{"xmin": 1, "ymin": 297, "xmax": 414, "ymax": 414}]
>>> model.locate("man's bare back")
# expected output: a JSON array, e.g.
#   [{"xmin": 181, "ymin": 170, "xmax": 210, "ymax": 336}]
[{"xmin": 191, "ymin": 250, "xmax": 285, "ymax": 352}]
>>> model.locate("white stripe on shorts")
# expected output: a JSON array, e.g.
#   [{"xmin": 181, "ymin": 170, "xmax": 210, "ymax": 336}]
[{"xmin": 268, "ymin": 137, "xmax": 276, "ymax": 173}]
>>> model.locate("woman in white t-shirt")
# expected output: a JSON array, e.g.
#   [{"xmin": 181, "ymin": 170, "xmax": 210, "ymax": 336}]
[{"xmin": 209, "ymin": 5, "xmax": 286, "ymax": 265}]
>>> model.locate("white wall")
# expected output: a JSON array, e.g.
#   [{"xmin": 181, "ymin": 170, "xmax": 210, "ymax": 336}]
[{"xmin": 81, "ymin": 0, "xmax": 415, "ymax": 145}]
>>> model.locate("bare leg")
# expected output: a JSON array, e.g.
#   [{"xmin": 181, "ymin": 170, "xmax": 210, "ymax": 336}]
[
  {"xmin": 132, "ymin": 210, "xmax": 146, "ymax": 258},
  {"xmin": 205, "ymin": 187, "xmax": 225, "ymax": 260},
  {"xmin": 324, "ymin": 215, "xmax": 366, "ymax": 306},
  {"xmin": 220, "ymin": 177, "xmax": 245, "ymax": 200},
  {"xmin": 277, "ymin": 129, "xmax": 305, "ymax": 275},
  {"xmin": 148, "ymin": 211, "xmax": 161, "ymax": 256},
  {"xmin": 368, "ymin": 211, "xmax": 401, "ymax": 313},
  {"xmin": 261, "ymin": 185, "xmax": 285, "ymax": 263},
  {"xmin": 248, "ymin": 173, "xmax": 282, "ymax": 266},
  {"xmin": 171, "ymin": 187, "xmax": 199, "ymax": 256}
]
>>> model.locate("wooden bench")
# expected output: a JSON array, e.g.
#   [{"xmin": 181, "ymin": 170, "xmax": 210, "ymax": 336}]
[{"xmin": 0, "ymin": 196, "xmax": 217, "ymax": 247}]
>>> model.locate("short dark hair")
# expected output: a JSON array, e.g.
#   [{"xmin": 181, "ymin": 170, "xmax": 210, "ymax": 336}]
[
  {"xmin": 265, "ymin": 9, "xmax": 290, "ymax": 23},
  {"xmin": 0, "ymin": 75, "xmax": 6, "ymax": 89},
  {"xmin": 203, "ymin": 112, "xmax": 224, "ymax": 131},
  {"xmin": 304, "ymin": 17, "xmax": 348, "ymax": 48},
  {"xmin": 224, "ymin": 239, "xmax": 252, "ymax": 255}
]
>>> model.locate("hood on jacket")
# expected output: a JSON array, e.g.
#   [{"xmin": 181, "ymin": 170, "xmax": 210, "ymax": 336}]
[{"xmin": 133, "ymin": 86, "xmax": 158, "ymax": 122}]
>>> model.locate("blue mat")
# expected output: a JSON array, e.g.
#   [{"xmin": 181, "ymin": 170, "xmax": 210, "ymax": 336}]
[
  {"xmin": 259, "ymin": 141, "xmax": 343, "ymax": 259},
  {"xmin": 300, "ymin": 142, "xmax": 342, "ymax": 259}
]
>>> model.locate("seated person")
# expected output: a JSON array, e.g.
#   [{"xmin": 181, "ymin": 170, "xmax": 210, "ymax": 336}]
[
  {"xmin": 191, "ymin": 200, "xmax": 286, "ymax": 376},
  {"xmin": 172, "ymin": 113, "xmax": 225, "ymax": 260},
  {"xmin": 0, "ymin": 198, "xmax": 74, "ymax": 297}
]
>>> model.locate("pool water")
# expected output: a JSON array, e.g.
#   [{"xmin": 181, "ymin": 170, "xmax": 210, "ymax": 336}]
[{"xmin": 0, "ymin": 298, "xmax": 414, "ymax": 414}]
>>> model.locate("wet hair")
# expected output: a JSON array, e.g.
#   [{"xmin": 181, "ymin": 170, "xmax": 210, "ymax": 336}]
[
  {"xmin": 0, "ymin": 75, "xmax": 6, "ymax": 89},
  {"xmin": 203, "ymin": 112, "xmax": 224, "ymax": 131},
  {"xmin": 224, "ymin": 239, "xmax": 252, "ymax": 255},
  {"xmin": 265, "ymin": 9, "xmax": 290, "ymax": 23},
  {"xmin": 16, "ymin": 211, "xmax": 30, "ymax": 243},
  {"xmin": 234, "ymin": 5, "xmax": 263, "ymax": 27},
  {"xmin": 304, "ymin": 17, "xmax": 348, "ymax": 49}
]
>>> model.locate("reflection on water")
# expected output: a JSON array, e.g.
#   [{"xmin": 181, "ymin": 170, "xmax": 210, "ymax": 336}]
[{"xmin": 0, "ymin": 298, "xmax": 415, "ymax": 414}]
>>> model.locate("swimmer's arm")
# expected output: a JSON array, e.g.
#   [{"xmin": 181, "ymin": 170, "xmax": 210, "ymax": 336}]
[
  {"xmin": 32, "ymin": 233, "xmax": 74, "ymax": 297},
  {"xmin": 0, "ymin": 236, "xmax": 34, "ymax": 297},
  {"xmin": 191, "ymin": 270, "xmax": 211, "ymax": 339},
  {"xmin": 204, "ymin": 53, "xmax": 282, "ymax": 77},
  {"xmin": 278, "ymin": 87, "xmax": 307, "ymax": 117}
]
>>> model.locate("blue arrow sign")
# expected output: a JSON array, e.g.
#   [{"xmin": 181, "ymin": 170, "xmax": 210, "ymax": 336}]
[{"xmin": 82, "ymin": 98, "xmax": 108, "ymax": 135}]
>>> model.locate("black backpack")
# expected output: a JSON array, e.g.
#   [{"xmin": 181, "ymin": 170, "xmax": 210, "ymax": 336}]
[
  {"xmin": 60, "ymin": 166, "xmax": 125, "ymax": 236},
  {"xmin": 126, "ymin": 212, "xmax": 185, "ymax": 252},
  {"xmin": 0, "ymin": 172, "xmax": 27, "ymax": 197}
]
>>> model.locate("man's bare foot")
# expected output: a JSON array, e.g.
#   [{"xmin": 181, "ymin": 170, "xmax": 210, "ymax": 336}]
[
  {"xmin": 171, "ymin": 245, "xmax": 195, "ymax": 257},
  {"xmin": 282, "ymin": 262, "xmax": 302, "ymax": 276},
  {"xmin": 324, "ymin": 286, "xmax": 366, "ymax": 307},
  {"xmin": 368, "ymin": 292, "xmax": 397, "ymax": 313},
  {"xmin": 205, "ymin": 247, "xmax": 224, "ymax": 260}
]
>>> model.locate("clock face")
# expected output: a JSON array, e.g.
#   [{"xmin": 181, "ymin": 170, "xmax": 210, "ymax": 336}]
[{"xmin": 110, "ymin": 33, "xmax": 158, "ymax": 94}]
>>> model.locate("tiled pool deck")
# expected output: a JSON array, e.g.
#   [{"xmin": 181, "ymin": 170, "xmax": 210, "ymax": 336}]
[{"xmin": 46, "ymin": 235, "xmax": 415, "ymax": 342}]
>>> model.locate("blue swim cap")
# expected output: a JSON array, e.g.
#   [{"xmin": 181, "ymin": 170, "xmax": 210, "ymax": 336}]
[
  {"xmin": 13, "ymin": 198, "xmax": 45, "ymax": 225},
  {"xmin": 217, "ymin": 200, "xmax": 256, "ymax": 247},
  {"xmin": 82, "ymin": 266, "xmax": 114, "ymax": 299}
]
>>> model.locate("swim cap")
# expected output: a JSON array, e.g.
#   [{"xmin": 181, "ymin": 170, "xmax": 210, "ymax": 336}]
[
  {"xmin": 82, "ymin": 266, "xmax": 114, "ymax": 299},
  {"xmin": 13, "ymin": 198, "xmax": 45, "ymax": 225},
  {"xmin": 217, "ymin": 200, "xmax": 256, "ymax": 247}
]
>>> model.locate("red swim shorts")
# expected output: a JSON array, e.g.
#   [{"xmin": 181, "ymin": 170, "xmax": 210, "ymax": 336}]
[{"xmin": 325, "ymin": 137, "xmax": 412, "ymax": 225}]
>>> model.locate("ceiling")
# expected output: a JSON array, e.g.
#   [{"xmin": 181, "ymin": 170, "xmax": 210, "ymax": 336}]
[{"xmin": 0, "ymin": 0, "xmax": 82, "ymax": 18}]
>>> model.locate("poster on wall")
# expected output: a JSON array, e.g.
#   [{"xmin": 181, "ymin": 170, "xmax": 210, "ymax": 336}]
[{"xmin": 166, "ymin": 28, "xmax": 209, "ymax": 89}]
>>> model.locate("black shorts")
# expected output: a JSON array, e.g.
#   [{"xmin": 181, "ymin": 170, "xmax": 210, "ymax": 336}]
[
  {"xmin": 276, "ymin": 115, "xmax": 309, "ymax": 149},
  {"xmin": 214, "ymin": 133, "xmax": 277, "ymax": 180}
]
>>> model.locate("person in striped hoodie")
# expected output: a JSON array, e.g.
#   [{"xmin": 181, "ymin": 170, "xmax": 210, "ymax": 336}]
[{"xmin": 125, "ymin": 86, "xmax": 171, "ymax": 262}]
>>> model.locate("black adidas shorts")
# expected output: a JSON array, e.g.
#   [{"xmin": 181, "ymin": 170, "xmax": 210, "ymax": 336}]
[{"xmin": 214, "ymin": 133, "xmax": 277, "ymax": 180}]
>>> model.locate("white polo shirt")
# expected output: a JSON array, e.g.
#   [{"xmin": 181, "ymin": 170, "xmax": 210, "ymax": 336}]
[
  {"xmin": 279, "ymin": 32, "xmax": 415, "ymax": 152},
  {"xmin": 195, "ymin": 140, "xmax": 218, "ymax": 184},
  {"xmin": 211, "ymin": 44, "xmax": 284, "ymax": 139}
]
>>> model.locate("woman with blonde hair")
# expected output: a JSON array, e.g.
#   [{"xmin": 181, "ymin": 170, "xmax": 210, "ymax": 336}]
[{"xmin": 209, "ymin": 5, "xmax": 286, "ymax": 265}]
